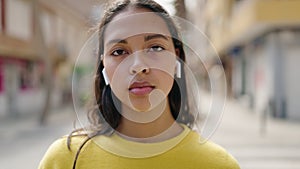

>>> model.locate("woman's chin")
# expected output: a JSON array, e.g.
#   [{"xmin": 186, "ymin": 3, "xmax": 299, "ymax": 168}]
[{"xmin": 130, "ymin": 101, "xmax": 152, "ymax": 112}]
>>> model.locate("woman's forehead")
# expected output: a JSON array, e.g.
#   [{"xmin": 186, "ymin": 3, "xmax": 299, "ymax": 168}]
[{"xmin": 103, "ymin": 8, "xmax": 172, "ymax": 44}]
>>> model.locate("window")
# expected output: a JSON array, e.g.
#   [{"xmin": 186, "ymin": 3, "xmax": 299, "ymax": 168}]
[{"xmin": 6, "ymin": 0, "xmax": 32, "ymax": 40}]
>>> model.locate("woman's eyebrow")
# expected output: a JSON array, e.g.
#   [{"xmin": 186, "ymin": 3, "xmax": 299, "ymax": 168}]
[
  {"xmin": 106, "ymin": 34, "xmax": 168, "ymax": 45},
  {"xmin": 144, "ymin": 34, "xmax": 169, "ymax": 42},
  {"xmin": 107, "ymin": 39, "xmax": 128, "ymax": 45}
]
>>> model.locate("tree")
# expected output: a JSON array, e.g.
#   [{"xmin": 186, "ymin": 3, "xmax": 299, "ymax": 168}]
[{"xmin": 32, "ymin": 0, "xmax": 53, "ymax": 125}]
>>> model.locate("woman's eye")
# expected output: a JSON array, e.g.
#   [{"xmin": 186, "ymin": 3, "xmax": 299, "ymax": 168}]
[
  {"xmin": 148, "ymin": 45, "xmax": 165, "ymax": 52},
  {"xmin": 111, "ymin": 49, "xmax": 127, "ymax": 56}
]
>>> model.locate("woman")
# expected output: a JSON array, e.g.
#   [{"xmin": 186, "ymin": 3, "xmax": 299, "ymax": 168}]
[{"xmin": 39, "ymin": 0, "xmax": 240, "ymax": 168}]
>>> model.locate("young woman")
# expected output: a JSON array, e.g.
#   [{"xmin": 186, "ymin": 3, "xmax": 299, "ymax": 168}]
[{"xmin": 39, "ymin": 0, "xmax": 240, "ymax": 168}]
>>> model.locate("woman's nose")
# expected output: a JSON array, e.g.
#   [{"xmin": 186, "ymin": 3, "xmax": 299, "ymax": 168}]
[{"xmin": 129, "ymin": 52, "xmax": 150, "ymax": 75}]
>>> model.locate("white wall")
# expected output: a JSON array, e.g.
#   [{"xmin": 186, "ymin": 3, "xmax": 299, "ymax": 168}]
[
  {"xmin": 284, "ymin": 48, "xmax": 300, "ymax": 119},
  {"xmin": 41, "ymin": 11, "xmax": 55, "ymax": 46},
  {"xmin": 4, "ymin": 63, "xmax": 19, "ymax": 117},
  {"xmin": 282, "ymin": 32, "xmax": 300, "ymax": 120},
  {"xmin": 231, "ymin": 56, "xmax": 243, "ymax": 97},
  {"xmin": 15, "ymin": 89, "xmax": 45, "ymax": 115},
  {"xmin": 244, "ymin": 46, "xmax": 256, "ymax": 107},
  {"xmin": 0, "ymin": 94, "xmax": 6, "ymax": 116},
  {"xmin": 6, "ymin": 0, "xmax": 32, "ymax": 40}
]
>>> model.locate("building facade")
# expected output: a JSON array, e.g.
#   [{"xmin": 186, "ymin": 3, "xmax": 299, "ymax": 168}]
[
  {"xmin": 0, "ymin": 0, "xmax": 93, "ymax": 118},
  {"xmin": 190, "ymin": 0, "xmax": 300, "ymax": 120}
]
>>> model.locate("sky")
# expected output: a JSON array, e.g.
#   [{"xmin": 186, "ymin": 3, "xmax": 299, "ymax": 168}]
[{"xmin": 154, "ymin": 0, "xmax": 176, "ymax": 15}]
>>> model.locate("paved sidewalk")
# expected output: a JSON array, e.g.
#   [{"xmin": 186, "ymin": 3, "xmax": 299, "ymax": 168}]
[
  {"xmin": 1, "ymin": 97, "xmax": 299, "ymax": 169},
  {"xmin": 0, "ymin": 106, "xmax": 77, "ymax": 169},
  {"xmin": 211, "ymin": 98, "xmax": 300, "ymax": 169}
]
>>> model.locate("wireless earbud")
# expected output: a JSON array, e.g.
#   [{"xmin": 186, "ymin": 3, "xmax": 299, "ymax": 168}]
[
  {"xmin": 176, "ymin": 60, "xmax": 181, "ymax": 78},
  {"xmin": 102, "ymin": 68, "xmax": 110, "ymax": 85}
]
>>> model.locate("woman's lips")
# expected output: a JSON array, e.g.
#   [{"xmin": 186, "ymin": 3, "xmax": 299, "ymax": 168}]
[
  {"xmin": 129, "ymin": 86, "xmax": 154, "ymax": 95},
  {"xmin": 129, "ymin": 82, "xmax": 155, "ymax": 96}
]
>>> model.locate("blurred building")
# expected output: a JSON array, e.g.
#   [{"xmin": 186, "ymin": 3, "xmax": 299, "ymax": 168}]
[
  {"xmin": 190, "ymin": 0, "xmax": 300, "ymax": 120},
  {"xmin": 0, "ymin": 0, "xmax": 99, "ymax": 118}
]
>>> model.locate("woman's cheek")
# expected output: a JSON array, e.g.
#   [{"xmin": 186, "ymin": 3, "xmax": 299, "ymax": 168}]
[
  {"xmin": 108, "ymin": 61, "xmax": 131, "ymax": 101},
  {"xmin": 161, "ymin": 73, "xmax": 175, "ymax": 95},
  {"xmin": 104, "ymin": 59, "xmax": 120, "ymax": 80}
]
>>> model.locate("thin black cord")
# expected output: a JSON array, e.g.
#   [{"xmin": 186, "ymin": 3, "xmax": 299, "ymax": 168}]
[{"xmin": 72, "ymin": 136, "xmax": 92, "ymax": 169}]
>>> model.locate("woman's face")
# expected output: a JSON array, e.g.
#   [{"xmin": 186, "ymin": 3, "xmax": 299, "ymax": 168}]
[{"xmin": 103, "ymin": 7, "xmax": 177, "ymax": 112}]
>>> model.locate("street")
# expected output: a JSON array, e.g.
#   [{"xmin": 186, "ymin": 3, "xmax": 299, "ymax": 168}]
[
  {"xmin": 212, "ymin": 99, "xmax": 300, "ymax": 169},
  {"xmin": 0, "ymin": 106, "xmax": 75, "ymax": 169},
  {"xmin": 0, "ymin": 99, "xmax": 300, "ymax": 169},
  {"xmin": 1, "ymin": 0, "xmax": 299, "ymax": 169}
]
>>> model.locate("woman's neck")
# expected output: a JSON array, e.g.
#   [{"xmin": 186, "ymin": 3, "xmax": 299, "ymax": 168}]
[{"xmin": 116, "ymin": 101, "xmax": 183, "ymax": 143}]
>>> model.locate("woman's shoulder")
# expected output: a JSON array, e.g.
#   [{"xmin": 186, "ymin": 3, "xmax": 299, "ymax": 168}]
[
  {"xmin": 179, "ymin": 130, "xmax": 240, "ymax": 169},
  {"xmin": 38, "ymin": 134, "xmax": 87, "ymax": 169}
]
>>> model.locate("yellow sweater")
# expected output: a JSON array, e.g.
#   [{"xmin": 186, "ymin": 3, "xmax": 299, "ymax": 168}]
[{"xmin": 39, "ymin": 125, "xmax": 240, "ymax": 169}]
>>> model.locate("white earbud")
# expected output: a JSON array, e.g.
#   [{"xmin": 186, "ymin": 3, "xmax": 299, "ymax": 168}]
[
  {"xmin": 102, "ymin": 68, "xmax": 110, "ymax": 85},
  {"xmin": 176, "ymin": 60, "xmax": 181, "ymax": 78}
]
